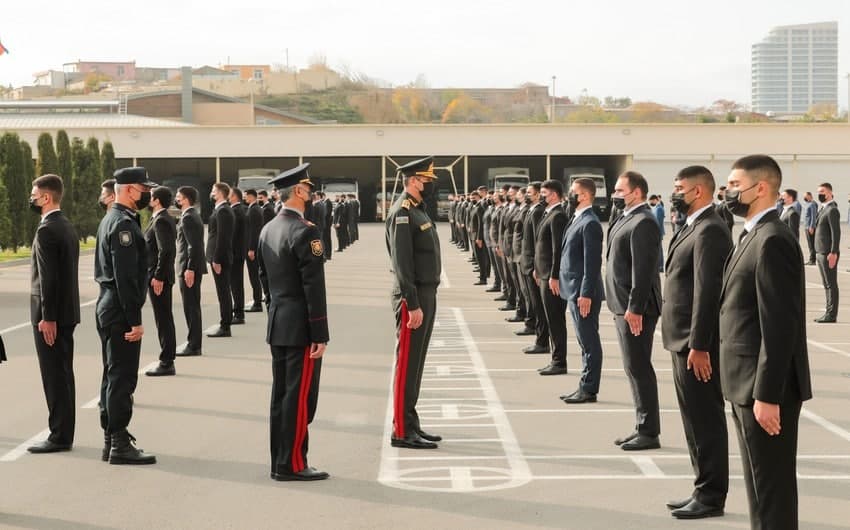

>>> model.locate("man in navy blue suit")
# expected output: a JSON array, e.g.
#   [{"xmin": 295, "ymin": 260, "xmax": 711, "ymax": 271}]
[{"xmin": 558, "ymin": 178, "xmax": 605, "ymax": 403}]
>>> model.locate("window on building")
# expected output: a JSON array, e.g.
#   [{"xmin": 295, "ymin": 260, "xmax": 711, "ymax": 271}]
[{"xmin": 253, "ymin": 69, "xmax": 264, "ymax": 80}]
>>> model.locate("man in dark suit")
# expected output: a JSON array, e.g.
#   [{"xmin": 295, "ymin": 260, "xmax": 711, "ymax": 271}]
[
  {"xmin": 99, "ymin": 178, "xmax": 116, "ymax": 211},
  {"xmin": 720, "ymin": 155, "xmax": 812, "ymax": 529},
  {"xmin": 347, "ymin": 193, "xmax": 360, "ymax": 243},
  {"xmin": 175, "ymin": 186, "xmax": 207, "ymax": 357},
  {"xmin": 207, "ymin": 182, "xmax": 235, "ymax": 337},
  {"xmin": 606, "ymin": 171, "xmax": 663, "ymax": 451},
  {"xmin": 509, "ymin": 188, "xmax": 532, "ymax": 325},
  {"xmin": 814, "ymin": 182, "xmax": 841, "ymax": 323},
  {"xmin": 28, "ymin": 174, "xmax": 80, "ymax": 453},
  {"xmin": 498, "ymin": 188, "xmax": 519, "ymax": 312},
  {"xmin": 333, "ymin": 196, "xmax": 349, "ymax": 252},
  {"xmin": 661, "ymin": 166, "xmax": 732, "ymax": 519},
  {"xmin": 144, "ymin": 186, "xmax": 178, "ymax": 377},
  {"xmin": 520, "ymin": 182, "xmax": 549, "ymax": 352},
  {"xmin": 715, "ymin": 186, "xmax": 735, "ymax": 232},
  {"xmin": 258, "ymin": 190, "xmax": 276, "ymax": 225},
  {"xmin": 534, "ymin": 180, "xmax": 568, "ymax": 376},
  {"xmin": 803, "ymin": 192, "xmax": 818, "ymax": 265},
  {"xmin": 448, "ymin": 194, "xmax": 458, "ymax": 243},
  {"xmin": 228, "ymin": 187, "xmax": 248, "ymax": 325},
  {"xmin": 779, "ymin": 188, "xmax": 800, "ymax": 242},
  {"xmin": 485, "ymin": 192, "xmax": 503, "ymax": 293},
  {"xmin": 320, "ymin": 192, "xmax": 333, "ymax": 261},
  {"xmin": 558, "ymin": 178, "xmax": 604, "ymax": 403},
  {"xmin": 258, "ymin": 163, "xmax": 330, "ymax": 481},
  {"xmin": 244, "ymin": 189, "xmax": 265, "ymax": 311},
  {"xmin": 469, "ymin": 191, "xmax": 489, "ymax": 286}
]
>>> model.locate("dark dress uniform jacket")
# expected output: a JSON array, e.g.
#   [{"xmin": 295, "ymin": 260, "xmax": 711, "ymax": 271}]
[
  {"xmin": 247, "ymin": 203, "xmax": 264, "ymax": 254},
  {"xmin": 95, "ymin": 204, "xmax": 148, "ymax": 328},
  {"xmin": 262, "ymin": 201, "xmax": 276, "ymax": 225},
  {"xmin": 814, "ymin": 201, "xmax": 841, "ymax": 254},
  {"xmin": 206, "ymin": 202, "xmax": 235, "ymax": 265},
  {"xmin": 385, "ymin": 193, "xmax": 441, "ymax": 311},
  {"xmin": 231, "ymin": 202, "xmax": 249, "ymax": 260},
  {"xmin": 511, "ymin": 203, "xmax": 529, "ymax": 263},
  {"xmin": 259, "ymin": 210, "xmax": 329, "ymax": 346},
  {"xmin": 145, "ymin": 211, "xmax": 177, "ymax": 285},
  {"xmin": 534, "ymin": 205, "xmax": 568, "ymax": 281},
  {"xmin": 780, "ymin": 206, "xmax": 800, "ymax": 241},
  {"xmin": 520, "ymin": 202, "xmax": 545, "ymax": 276},
  {"xmin": 176, "ymin": 207, "xmax": 207, "ymax": 275},
  {"xmin": 31, "ymin": 211, "xmax": 81, "ymax": 326},
  {"xmin": 604, "ymin": 204, "xmax": 662, "ymax": 317}
]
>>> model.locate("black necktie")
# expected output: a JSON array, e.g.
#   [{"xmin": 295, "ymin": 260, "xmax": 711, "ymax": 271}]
[{"xmin": 736, "ymin": 228, "xmax": 749, "ymax": 250}]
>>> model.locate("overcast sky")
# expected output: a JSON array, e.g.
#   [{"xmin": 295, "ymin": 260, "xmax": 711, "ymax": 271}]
[{"xmin": 1, "ymin": 0, "xmax": 848, "ymax": 109}]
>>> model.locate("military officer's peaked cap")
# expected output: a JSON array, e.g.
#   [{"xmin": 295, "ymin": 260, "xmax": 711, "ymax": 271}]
[
  {"xmin": 113, "ymin": 166, "xmax": 157, "ymax": 187},
  {"xmin": 269, "ymin": 163, "xmax": 315, "ymax": 189},
  {"xmin": 399, "ymin": 156, "xmax": 437, "ymax": 179}
]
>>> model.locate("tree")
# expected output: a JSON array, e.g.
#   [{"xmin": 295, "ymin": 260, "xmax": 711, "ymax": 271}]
[
  {"xmin": 0, "ymin": 133, "xmax": 28, "ymax": 251},
  {"xmin": 441, "ymin": 93, "xmax": 491, "ymax": 123},
  {"xmin": 76, "ymin": 137, "xmax": 103, "ymax": 237},
  {"xmin": 70, "ymin": 137, "xmax": 87, "ymax": 235},
  {"xmin": 392, "ymin": 87, "xmax": 432, "ymax": 123},
  {"xmin": 101, "ymin": 140, "xmax": 116, "ymax": 181},
  {"xmin": 36, "ymin": 132, "xmax": 58, "ymax": 176},
  {"xmin": 56, "ymin": 130, "xmax": 73, "ymax": 223},
  {"xmin": 21, "ymin": 141, "xmax": 38, "ymax": 243},
  {"xmin": 0, "ymin": 178, "xmax": 11, "ymax": 250},
  {"xmin": 604, "ymin": 96, "xmax": 632, "ymax": 108}
]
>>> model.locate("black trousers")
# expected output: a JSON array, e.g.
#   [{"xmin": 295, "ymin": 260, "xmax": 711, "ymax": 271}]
[
  {"xmin": 731, "ymin": 397, "xmax": 802, "ymax": 530},
  {"xmin": 33, "ymin": 324, "xmax": 76, "ymax": 445},
  {"xmin": 488, "ymin": 248, "xmax": 502, "ymax": 288},
  {"xmin": 148, "ymin": 282, "xmax": 176, "ymax": 363},
  {"xmin": 540, "ymin": 281, "xmax": 567, "ymax": 366},
  {"xmin": 179, "ymin": 273, "xmax": 203, "ymax": 350},
  {"xmin": 270, "ymin": 345, "xmax": 322, "ymax": 474},
  {"xmin": 525, "ymin": 274, "xmax": 549, "ymax": 347},
  {"xmin": 805, "ymin": 230, "xmax": 816, "ymax": 263},
  {"xmin": 230, "ymin": 256, "xmax": 246, "ymax": 319},
  {"xmin": 816, "ymin": 252, "xmax": 839, "ymax": 319},
  {"xmin": 212, "ymin": 263, "xmax": 233, "ymax": 327},
  {"xmin": 449, "ymin": 221, "xmax": 457, "ymax": 242},
  {"xmin": 475, "ymin": 243, "xmax": 490, "ymax": 282},
  {"xmin": 98, "ymin": 322, "xmax": 141, "ymax": 435},
  {"xmin": 568, "ymin": 298, "xmax": 603, "ymax": 394},
  {"xmin": 510, "ymin": 262, "xmax": 527, "ymax": 319},
  {"xmin": 246, "ymin": 255, "xmax": 262, "ymax": 306},
  {"xmin": 614, "ymin": 314, "xmax": 660, "ymax": 436},
  {"xmin": 349, "ymin": 222, "xmax": 358, "ymax": 242},
  {"xmin": 335, "ymin": 226, "xmax": 348, "ymax": 250},
  {"xmin": 671, "ymin": 348, "xmax": 728, "ymax": 507},
  {"xmin": 322, "ymin": 228, "xmax": 333, "ymax": 260},
  {"xmin": 392, "ymin": 285, "xmax": 437, "ymax": 439},
  {"xmin": 501, "ymin": 255, "xmax": 516, "ymax": 304}
]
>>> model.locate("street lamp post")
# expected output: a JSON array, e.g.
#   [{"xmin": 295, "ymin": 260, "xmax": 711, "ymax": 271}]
[{"xmin": 551, "ymin": 75, "xmax": 557, "ymax": 123}]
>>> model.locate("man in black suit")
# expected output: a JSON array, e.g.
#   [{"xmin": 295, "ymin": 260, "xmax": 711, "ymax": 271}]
[
  {"xmin": 207, "ymin": 182, "xmax": 235, "ymax": 337},
  {"xmin": 661, "ymin": 166, "xmax": 732, "ymax": 519},
  {"xmin": 719, "ymin": 155, "xmax": 812, "ymax": 529},
  {"xmin": 803, "ymin": 192, "xmax": 818, "ymax": 265},
  {"xmin": 498, "ymin": 187, "xmax": 519, "ymax": 311},
  {"xmin": 509, "ymin": 188, "xmax": 531, "ymax": 325},
  {"xmin": 606, "ymin": 171, "xmax": 663, "ymax": 451},
  {"xmin": 229, "ymin": 187, "xmax": 248, "ymax": 325},
  {"xmin": 558, "ymin": 178, "xmax": 604, "ymax": 403},
  {"xmin": 175, "ymin": 186, "xmax": 207, "ymax": 357},
  {"xmin": 448, "ymin": 194, "xmax": 458, "ymax": 243},
  {"xmin": 244, "ymin": 189, "xmax": 265, "ymax": 312},
  {"xmin": 779, "ymin": 188, "xmax": 800, "ymax": 242},
  {"xmin": 348, "ymin": 193, "xmax": 360, "ymax": 243},
  {"xmin": 469, "ymin": 191, "xmax": 490, "ymax": 286},
  {"xmin": 258, "ymin": 190, "xmax": 276, "ymax": 225},
  {"xmin": 715, "ymin": 186, "xmax": 735, "ymax": 232},
  {"xmin": 520, "ymin": 182, "xmax": 549, "ymax": 352},
  {"xmin": 485, "ymin": 192, "xmax": 504, "ymax": 293},
  {"xmin": 320, "ymin": 192, "xmax": 333, "ymax": 261},
  {"xmin": 333, "ymin": 196, "xmax": 349, "ymax": 252},
  {"xmin": 534, "ymin": 180, "xmax": 568, "ymax": 376},
  {"xmin": 28, "ymin": 174, "xmax": 80, "ymax": 454},
  {"xmin": 258, "ymin": 164, "xmax": 330, "ymax": 481},
  {"xmin": 99, "ymin": 178, "xmax": 115, "ymax": 211},
  {"xmin": 144, "ymin": 186, "xmax": 178, "ymax": 377},
  {"xmin": 814, "ymin": 182, "xmax": 841, "ymax": 323}
]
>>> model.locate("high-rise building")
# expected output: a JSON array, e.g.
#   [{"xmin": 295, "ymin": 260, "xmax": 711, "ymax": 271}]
[{"xmin": 751, "ymin": 21, "xmax": 838, "ymax": 115}]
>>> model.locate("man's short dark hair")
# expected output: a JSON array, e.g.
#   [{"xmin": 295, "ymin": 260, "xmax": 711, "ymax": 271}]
[
  {"xmin": 784, "ymin": 189, "xmax": 798, "ymax": 201},
  {"xmin": 245, "ymin": 188, "xmax": 258, "ymax": 198},
  {"xmin": 101, "ymin": 178, "xmax": 116, "ymax": 194},
  {"xmin": 152, "ymin": 186, "xmax": 173, "ymax": 207},
  {"xmin": 819, "ymin": 182, "xmax": 833, "ymax": 191},
  {"xmin": 33, "ymin": 174, "xmax": 64, "ymax": 203},
  {"xmin": 573, "ymin": 178, "xmax": 597, "ymax": 198},
  {"xmin": 501, "ymin": 184, "xmax": 510, "ymax": 193},
  {"xmin": 477, "ymin": 186, "xmax": 488, "ymax": 194},
  {"xmin": 230, "ymin": 187, "xmax": 243, "ymax": 201},
  {"xmin": 676, "ymin": 165, "xmax": 716, "ymax": 194},
  {"xmin": 731, "ymin": 155, "xmax": 782, "ymax": 190},
  {"xmin": 541, "ymin": 179, "xmax": 564, "ymax": 198},
  {"xmin": 177, "ymin": 186, "xmax": 198, "ymax": 205},
  {"xmin": 528, "ymin": 181, "xmax": 542, "ymax": 193},
  {"xmin": 620, "ymin": 171, "xmax": 649, "ymax": 198},
  {"xmin": 213, "ymin": 182, "xmax": 231, "ymax": 197}
]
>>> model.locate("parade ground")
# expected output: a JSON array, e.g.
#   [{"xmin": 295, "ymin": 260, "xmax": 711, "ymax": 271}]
[{"xmin": 1, "ymin": 223, "xmax": 849, "ymax": 530}]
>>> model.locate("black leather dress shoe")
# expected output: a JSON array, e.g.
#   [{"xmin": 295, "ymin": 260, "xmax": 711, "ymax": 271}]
[
  {"xmin": 560, "ymin": 389, "xmax": 597, "ymax": 403},
  {"xmin": 538, "ymin": 365, "xmax": 567, "ymax": 376},
  {"xmin": 271, "ymin": 467, "xmax": 330, "ymax": 481},
  {"xmin": 175, "ymin": 348, "xmax": 202, "ymax": 357},
  {"xmin": 493, "ymin": 295, "xmax": 508, "ymax": 301},
  {"xmin": 614, "ymin": 431, "xmax": 639, "ymax": 446},
  {"xmin": 670, "ymin": 498, "xmax": 724, "ymax": 519},
  {"xmin": 207, "ymin": 327, "xmax": 231, "ymax": 338},
  {"xmin": 523, "ymin": 345, "xmax": 549, "ymax": 354},
  {"xmin": 815, "ymin": 315, "xmax": 837, "ymax": 323},
  {"xmin": 505, "ymin": 315, "xmax": 524, "ymax": 322},
  {"xmin": 231, "ymin": 317, "xmax": 246, "ymax": 325},
  {"xmin": 145, "ymin": 362, "xmax": 176, "ymax": 377},
  {"xmin": 666, "ymin": 496, "xmax": 693, "ymax": 510},
  {"xmin": 391, "ymin": 434, "xmax": 438, "ymax": 449},
  {"xmin": 498, "ymin": 304, "xmax": 516, "ymax": 312},
  {"xmin": 473, "ymin": 280, "xmax": 487, "ymax": 286},
  {"xmin": 245, "ymin": 304, "xmax": 263, "ymax": 313},
  {"xmin": 417, "ymin": 430, "xmax": 442, "ymax": 442},
  {"xmin": 27, "ymin": 440, "xmax": 71, "ymax": 454},
  {"xmin": 514, "ymin": 328, "xmax": 535, "ymax": 336},
  {"xmin": 620, "ymin": 434, "xmax": 660, "ymax": 451},
  {"xmin": 486, "ymin": 286, "xmax": 501, "ymax": 292}
]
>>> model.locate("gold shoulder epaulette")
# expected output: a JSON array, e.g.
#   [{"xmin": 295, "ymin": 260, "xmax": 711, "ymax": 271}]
[{"xmin": 401, "ymin": 199, "xmax": 411, "ymax": 210}]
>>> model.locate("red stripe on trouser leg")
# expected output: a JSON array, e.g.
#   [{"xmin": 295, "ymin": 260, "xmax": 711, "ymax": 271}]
[
  {"xmin": 291, "ymin": 347, "xmax": 312, "ymax": 472},
  {"xmin": 394, "ymin": 301, "xmax": 411, "ymax": 439}
]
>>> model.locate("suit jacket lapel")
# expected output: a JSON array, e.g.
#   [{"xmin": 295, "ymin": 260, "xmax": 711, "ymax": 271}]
[{"xmin": 720, "ymin": 213, "xmax": 772, "ymax": 297}]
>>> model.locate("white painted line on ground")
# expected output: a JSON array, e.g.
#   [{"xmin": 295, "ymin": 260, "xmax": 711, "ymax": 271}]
[
  {"xmin": 441, "ymin": 404, "xmax": 459, "ymax": 420},
  {"xmin": 802, "ymin": 407, "xmax": 850, "ymax": 443},
  {"xmin": 440, "ymin": 438, "xmax": 503, "ymax": 443},
  {"xmin": 440, "ymin": 269, "xmax": 451, "ymax": 289},
  {"xmin": 450, "ymin": 467, "xmax": 474, "ymax": 489},
  {"xmin": 485, "ymin": 368, "xmax": 674, "ymax": 373},
  {"xmin": 418, "ymin": 397, "xmax": 488, "ymax": 402},
  {"xmin": 807, "ymin": 339, "xmax": 850, "ymax": 359},
  {"xmin": 0, "ymin": 429, "xmax": 51, "ymax": 462},
  {"xmin": 503, "ymin": 408, "xmax": 682, "ymax": 414},
  {"xmin": 393, "ymin": 455, "xmax": 508, "ymax": 461},
  {"xmin": 0, "ymin": 298, "xmax": 97, "ymax": 335},
  {"xmin": 421, "ymin": 387, "xmax": 482, "ymax": 391},
  {"xmin": 630, "ymin": 455, "xmax": 666, "ymax": 477}
]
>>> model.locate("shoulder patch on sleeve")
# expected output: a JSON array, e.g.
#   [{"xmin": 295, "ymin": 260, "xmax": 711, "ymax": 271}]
[
  {"xmin": 119, "ymin": 231, "xmax": 132, "ymax": 247},
  {"xmin": 396, "ymin": 216, "xmax": 409, "ymax": 224},
  {"xmin": 401, "ymin": 199, "xmax": 411, "ymax": 210},
  {"xmin": 310, "ymin": 239, "xmax": 324, "ymax": 257}
]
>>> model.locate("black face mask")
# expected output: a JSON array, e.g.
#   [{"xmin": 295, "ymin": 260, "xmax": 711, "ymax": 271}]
[
  {"xmin": 818, "ymin": 193, "xmax": 827, "ymax": 203},
  {"xmin": 524, "ymin": 196, "xmax": 532, "ymax": 205},
  {"xmin": 670, "ymin": 191, "xmax": 692, "ymax": 215},
  {"xmin": 421, "ymin": 181, "xmax": 436, "ymax": 199},
  {"xmin": 258, "ymin": 199, "xmax": 265, "ymax": 206},
  {"xmin": 210, "ymin": 194, "xmax": 216, "ymax": 203},
  {"xmin": 612, "ymin": 196, "xmax": 626, "ymax": 210},
  {"xmin": 135, "ymin": 191, "xmax": 152, "ymax": 211},
  {"xmin": 567, "ymin": 193, "xmax": 580, "ymax": 208},
  {"xmin": 98, "ymin": 199, "xmax": 109, "ymax": 211},
  {"xmin": 29, "ymin": 197, "xmax": 43, "ymax": 214},
  {"xmin": 724, "ymin": 184, "xmax": 758, "ymax": 218},
  {"xmin": 173, "ymin": 199, "xmax": 181, "ymax": 209},
  {"xmin": 716, "ymin": 193, "xmax": 723, "ymax": 201}
]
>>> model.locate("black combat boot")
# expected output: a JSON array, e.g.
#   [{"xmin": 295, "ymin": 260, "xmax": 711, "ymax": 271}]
[
  {"xmin": 101, "ymin": 432, "xmax": 111, "ymax": 462},
  {"xmin": 109, "ymin": 431, "xmax": 157, "ymax": 465}
]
